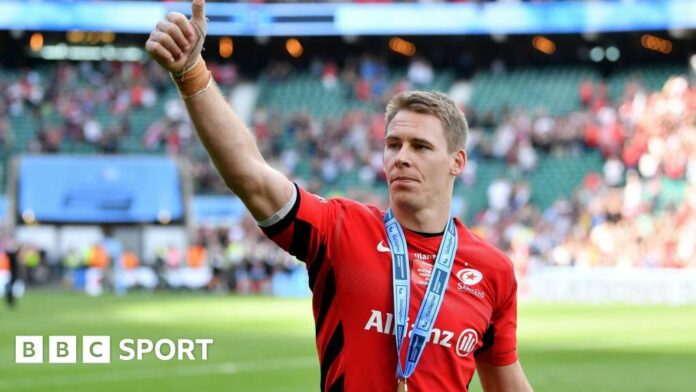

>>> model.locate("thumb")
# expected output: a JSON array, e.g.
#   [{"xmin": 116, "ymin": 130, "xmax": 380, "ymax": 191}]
[{"xmin": 191, "ymin": 0, "xmax": 205, "ymax": 23}]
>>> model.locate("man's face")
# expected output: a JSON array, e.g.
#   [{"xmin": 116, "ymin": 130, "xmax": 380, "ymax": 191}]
[{"xmin": 383, "ymin": 110, "xmax": 465, "ymax": 211}]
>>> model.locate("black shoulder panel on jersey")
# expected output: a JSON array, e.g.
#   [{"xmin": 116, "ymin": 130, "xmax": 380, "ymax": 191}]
[
  {"xmin": 308, "ymin": 242, "xmax": 327, "ymax": 290},
  {"xmin": 328, "ymin": 374, "xmax": 345, "ymax": 392},
  {"xmin": 474, "ymin": 324, "xmax": 495, "ymax": 356},
  {"xmin": 315, "ymin": 266, "xmax": 336, "ymax": 335},
  {"xmin": 320, "ymin": 322, "xmax": 344, "ymax": 392},
  {"xmin": 289, "ymin": 219, "xmax": 311, "ymax": 261}
]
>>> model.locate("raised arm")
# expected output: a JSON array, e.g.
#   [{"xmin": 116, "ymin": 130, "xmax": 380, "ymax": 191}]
[{"xmin": 145, "ymin": 0, "xmax": 294, "ymax": 221}]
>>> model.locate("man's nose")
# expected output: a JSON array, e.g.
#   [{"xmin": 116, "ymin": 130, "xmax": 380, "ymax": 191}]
[{"xmin": 394, "ymin": 146, "xmax": 411, "ymax": 168}]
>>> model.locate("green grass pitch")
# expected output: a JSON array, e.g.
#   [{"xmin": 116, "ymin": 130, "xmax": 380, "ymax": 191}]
[{"xmin": 1, "ymin": 291, "xmax": 695, "ymax": 391}]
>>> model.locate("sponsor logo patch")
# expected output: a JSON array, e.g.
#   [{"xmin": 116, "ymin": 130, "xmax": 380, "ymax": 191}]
[
  {"xmin": 455, "ymin": 329, "xmax": 479, "ymax": 357},
  {"xmin": 456, "ymin": 268, "xmax": 483, "ymax": 286},
  {"xmin": 456, "ymin": 268, "xmax": 485, "ymax": 298}
]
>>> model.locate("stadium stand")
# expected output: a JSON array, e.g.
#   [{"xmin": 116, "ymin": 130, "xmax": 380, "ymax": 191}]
[
  {"xmin": 469, "ymin": 66, "xmax": 599, "ymax": 119},
  {"xmin": 1, "ymin": 53, "xmax": 694, "ymax": 294}
]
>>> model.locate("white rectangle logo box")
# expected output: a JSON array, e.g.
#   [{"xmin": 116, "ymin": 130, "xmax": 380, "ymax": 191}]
[
  {"xmin": 49, "ymin": 336, "xmax": 77, "ymax": 364},
  {"xmin": 16, "ymin": 336, "xmax": 43, "ymax": 364},
  {"xmin": 83, "ymin": 336, "xmax": 111, "ymax": 364}
]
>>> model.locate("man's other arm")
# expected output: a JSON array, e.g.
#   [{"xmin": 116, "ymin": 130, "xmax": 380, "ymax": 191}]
[
  {"xmin": 476, "ymin": 360, "xmax": 533, "ymax": 392},
  {"xmin": 145, "ymin": 0, "xmax": 293, "ymax": 220}
]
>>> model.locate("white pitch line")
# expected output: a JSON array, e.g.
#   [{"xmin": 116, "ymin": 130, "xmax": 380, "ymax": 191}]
[{"xmin": 0, "ymin": 356, "xmax": 317, "ymax": 390}]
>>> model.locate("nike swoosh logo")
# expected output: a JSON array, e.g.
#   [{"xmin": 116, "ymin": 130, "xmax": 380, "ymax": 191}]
[{"xmin": 377, "ymin": 241, "xmax": 391, "ymax": 253}]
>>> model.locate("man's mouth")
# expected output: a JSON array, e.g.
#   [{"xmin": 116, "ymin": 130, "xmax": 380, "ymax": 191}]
[{"xmin": 391, "ymin": 176, "xmax": 417, "ymax": 184}]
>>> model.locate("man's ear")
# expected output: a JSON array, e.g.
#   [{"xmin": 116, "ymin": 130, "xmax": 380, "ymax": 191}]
[{"xmin": 450, "ymin": 149, "xmax": 467, "ymax": 176}]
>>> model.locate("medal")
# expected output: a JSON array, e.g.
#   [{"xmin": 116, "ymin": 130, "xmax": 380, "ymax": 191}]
[
  {"xmin": 385, "ymin": 209, "xmax": 458, "ymax": 391},
  {"xmin": 397, "ymin": 378, "xmax": 408, "ymax": 392}
]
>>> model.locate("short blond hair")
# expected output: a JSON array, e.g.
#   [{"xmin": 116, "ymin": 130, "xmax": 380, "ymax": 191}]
[{"xmin": 385, "ymin": 91, "xmax": 468, "ymax": 152}]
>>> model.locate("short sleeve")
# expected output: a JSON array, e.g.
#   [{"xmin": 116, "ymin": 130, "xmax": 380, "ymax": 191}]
[
  {"xmin": 474, "ymin": 272, "xmax": 519, "ymax": 366},
  {"xmin": 260, "ymin": 184, "xmax": 341, "ymax": 268}
]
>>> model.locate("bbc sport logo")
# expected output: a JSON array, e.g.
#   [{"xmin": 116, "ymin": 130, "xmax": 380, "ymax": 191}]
[{"xmin": 15, "ymin": 336, "xmax": 214, "ymax": 364}]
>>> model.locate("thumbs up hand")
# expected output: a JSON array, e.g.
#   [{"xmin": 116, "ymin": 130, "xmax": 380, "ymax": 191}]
[{"xmin": 145, "ymin": 0, "xmax": 208, "ymax": 74}]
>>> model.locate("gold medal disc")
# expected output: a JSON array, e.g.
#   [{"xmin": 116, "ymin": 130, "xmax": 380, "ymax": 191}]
[{"xmin": 397, "ymin": 378, "xmax": 407, "ymax": 392}]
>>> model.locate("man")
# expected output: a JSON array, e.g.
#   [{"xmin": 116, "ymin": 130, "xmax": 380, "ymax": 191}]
[
  {"xmin": 146, "ymin": 1, "xmax": 533, "ymax": 390},
  {"xmin": 102, "ymin": 226, "xmax": 125, "ymax": 295},
  {"xmin": 3, "ymin": 238, "xmax": 20, "ymax": 308}
]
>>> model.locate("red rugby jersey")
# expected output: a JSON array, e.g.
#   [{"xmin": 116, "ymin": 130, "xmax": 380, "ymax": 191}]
[{"xmin": 261, "ymin": 186, "xmax": 519, "ymax": 392}]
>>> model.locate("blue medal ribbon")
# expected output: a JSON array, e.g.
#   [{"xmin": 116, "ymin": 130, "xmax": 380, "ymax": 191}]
[{"xmin": 384, "ymin": 209, "xmax": 458, "ymax": 381}]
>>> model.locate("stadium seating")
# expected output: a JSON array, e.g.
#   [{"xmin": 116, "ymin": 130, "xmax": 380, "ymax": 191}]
[
  {"xmin": 606, "ymin": 64, "xmax": 688, "ymax": 102},
  {"xmin": 468, "ymin": 66, "xmax": 599, "ymax": 120},
  {"xmin": 1, "ymin": 61, "xmax": 690, "ymax": 223},
  {"xmin": 529, "ymin": 151, "xmax": 603, "ymax": 209},
  {"xmin": 257, "ymin": 69, "xmax": 454, "ymax": 120}
]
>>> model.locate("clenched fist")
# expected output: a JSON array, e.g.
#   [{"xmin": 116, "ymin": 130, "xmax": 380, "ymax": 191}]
[{"xmin": 145, "ymin": 0, "xmax": 207, "ymax": 74}]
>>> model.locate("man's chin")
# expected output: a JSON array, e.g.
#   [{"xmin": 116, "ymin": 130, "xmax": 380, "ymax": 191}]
[
  {"xmin": 388, "ymin": 188, "xmax": 420, "ymax": 207},
  {"xmin": 388, "ymin": 185, "xmax": 411, "ymax": 199}
]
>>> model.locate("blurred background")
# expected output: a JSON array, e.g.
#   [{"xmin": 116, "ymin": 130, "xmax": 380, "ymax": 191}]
[{"xmin": 0, "ymin": 0, "xmax": 695, "ymax": 391}]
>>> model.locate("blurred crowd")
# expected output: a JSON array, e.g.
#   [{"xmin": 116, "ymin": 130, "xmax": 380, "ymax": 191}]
[
  {"xmin": 0, "ymin": 221, "xmax": 302, "ymax": 296},
  {"xmin": 2, "ymin": 56, "xmax": 695, "ymax": 298},
  {"xmin": 0, "ymin": 60, "xmax": 238, "ymax": 192},
  {"xmin": 471, "ymin": 75, "xmax": 696, "ymax": 273},
  {"xmin": 1, "ymin": 62, "xmax": 167, "ymax": 153}
]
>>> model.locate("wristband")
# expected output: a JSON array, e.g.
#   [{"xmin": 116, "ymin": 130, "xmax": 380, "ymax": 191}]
[{"xmin": 171, "ymin": 57, "xmax": 212, "ymax": 99}]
